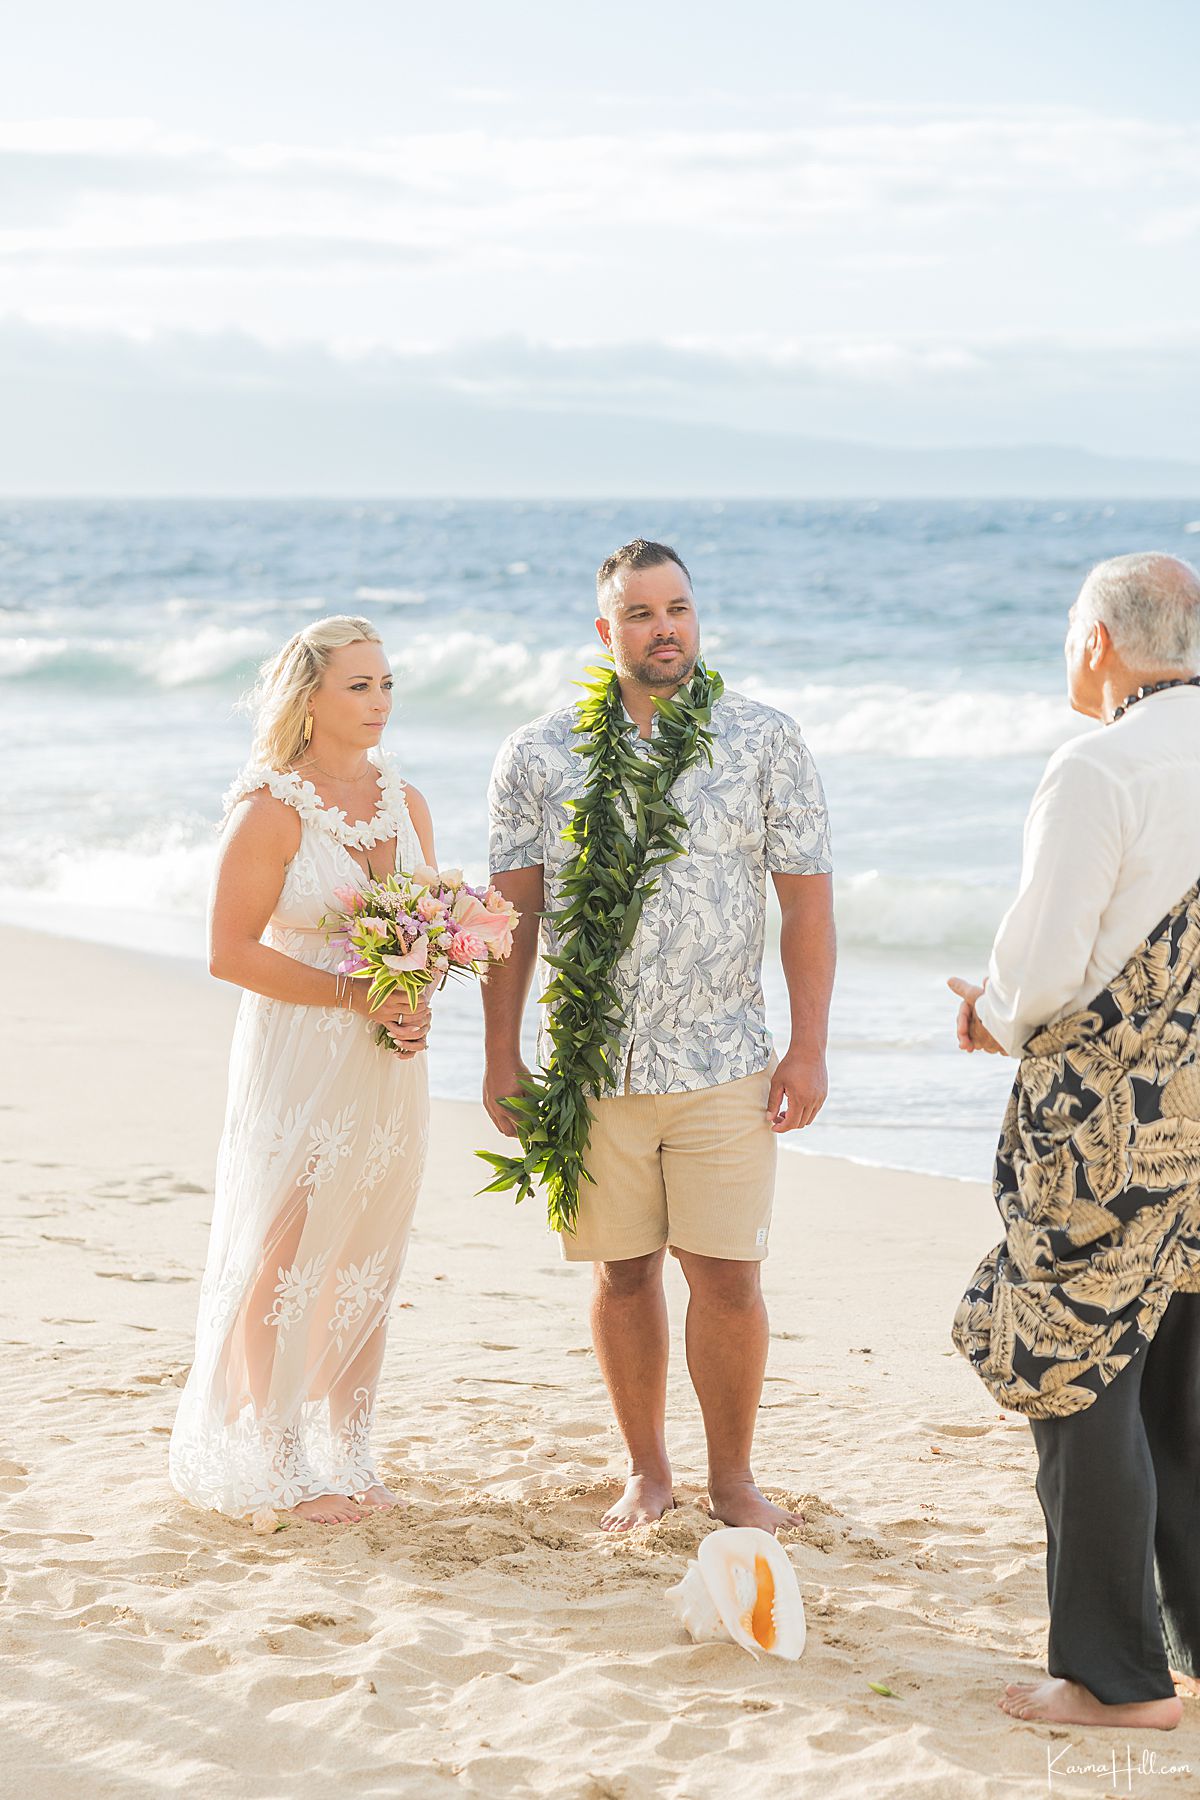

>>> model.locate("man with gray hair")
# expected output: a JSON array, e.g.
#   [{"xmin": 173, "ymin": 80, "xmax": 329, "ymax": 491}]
[{"xmin": 949, "ymin": 552, "xmax": 1200, "ymax": 1730}]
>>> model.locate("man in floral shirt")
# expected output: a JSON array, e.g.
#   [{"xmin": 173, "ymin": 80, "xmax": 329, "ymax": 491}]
[{"xmin": 483, "ymin": 539, "xmax": 834, "ymax": 1534}]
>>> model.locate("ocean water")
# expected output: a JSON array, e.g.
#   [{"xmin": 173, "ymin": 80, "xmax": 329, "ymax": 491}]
[{"xmin": 4, "ymin": 496, "xmax": 1199, "ymax": 1180}]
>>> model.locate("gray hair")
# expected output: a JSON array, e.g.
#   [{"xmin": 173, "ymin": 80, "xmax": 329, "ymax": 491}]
[{"xmin": 1076, "ymin": 552, "xmax": 1200, "ymax": 671}]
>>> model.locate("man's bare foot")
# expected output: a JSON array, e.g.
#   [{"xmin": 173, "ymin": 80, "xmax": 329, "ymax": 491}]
[
  {"xmin": 999, "ymin": 1677, "xmax": 1182, "ymax": 1729},
  {"xmin": 290, "ymin": 1492, "xmax": 363, "ymax": 1525},
  {"xmin": 599, "ymin": 1471, "xmax": 675, "ymax": 1533},
  {"xmin": 707, "ymin": 1475, "xmax": 804, "ymax": 1533},
  {"xmin": 353, "ymin": 1483, "xmax": 402, "ymax": 1511}
]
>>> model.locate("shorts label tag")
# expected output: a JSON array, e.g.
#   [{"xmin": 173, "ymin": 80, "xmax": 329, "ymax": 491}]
[{"xmin": 756, "ymin": 1228, "xmax": 768, "ymax": 1246}]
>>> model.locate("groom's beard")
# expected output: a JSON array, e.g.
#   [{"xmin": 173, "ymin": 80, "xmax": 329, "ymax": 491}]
[{"xmin": 626, "ymin": 645, "xmax": 697, "ymax": 688}]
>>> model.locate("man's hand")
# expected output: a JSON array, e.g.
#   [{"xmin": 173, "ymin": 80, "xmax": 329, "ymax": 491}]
[
  {"xmin": 767, "ymin": 1047, "xmax": 828, "ymax": 1133},
  {"xmin": 483, "ymin": 1058, "xmax": 532, "ymax": 1138},
  {"xmin": 946, "ymin": 977, "xmax": 1003, "ymax": 1054}
]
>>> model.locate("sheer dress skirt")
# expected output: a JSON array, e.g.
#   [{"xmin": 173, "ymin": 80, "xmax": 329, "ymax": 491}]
[{"xmin": 170, "ymin": 754, "xmax": 429, "ymax": 1515}]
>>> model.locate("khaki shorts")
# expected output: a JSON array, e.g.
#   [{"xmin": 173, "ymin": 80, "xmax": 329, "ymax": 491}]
[{"xmin": 560, "ymin": 1059, "xmax": 778, "ymax": 1264}]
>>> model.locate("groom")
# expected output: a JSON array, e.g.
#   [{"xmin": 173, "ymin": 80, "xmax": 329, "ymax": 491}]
[{"xmin": 482, "ymin": 538, "xmax": 834, "ymax": 1533}]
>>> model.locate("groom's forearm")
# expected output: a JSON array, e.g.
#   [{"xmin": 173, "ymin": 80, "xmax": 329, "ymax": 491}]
[
  {"xmin": 482, "ymin": 865, "xmax": 544, "ymax": 1060},
  {"xmin": 773, "ymin": 872, "xmax": 836, "ymax": 1051}
]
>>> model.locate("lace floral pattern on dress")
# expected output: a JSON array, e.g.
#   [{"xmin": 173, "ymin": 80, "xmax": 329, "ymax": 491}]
[{"xmin": 168, "ymin": 748, "xmax": 429, "ymax": 1516}]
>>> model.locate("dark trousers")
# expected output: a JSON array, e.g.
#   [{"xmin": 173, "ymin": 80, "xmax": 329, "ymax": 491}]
[{"xmin": 1029, "ymin": 1290, "xmax": 1200, "ymax": 1703}]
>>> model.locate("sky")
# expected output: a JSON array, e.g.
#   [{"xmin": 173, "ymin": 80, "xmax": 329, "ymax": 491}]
[{"xmin": 2, "ymin": 1, "xmax": 1199, "ymax": 490}]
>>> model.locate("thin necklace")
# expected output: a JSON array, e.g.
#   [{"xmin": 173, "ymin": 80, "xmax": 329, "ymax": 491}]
[
  {"xmin": 1111, "ymin": 676, "xmax": 1200, "ymax": 722},
  {"xmin": 299, "ymin": 755, "xmax": 377, "ymax": 783}
]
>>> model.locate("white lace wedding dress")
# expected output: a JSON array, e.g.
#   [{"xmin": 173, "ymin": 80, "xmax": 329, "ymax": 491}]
[{"xmin": 169, "ymin": 750, "xmax": 430, "ymax": 1515}]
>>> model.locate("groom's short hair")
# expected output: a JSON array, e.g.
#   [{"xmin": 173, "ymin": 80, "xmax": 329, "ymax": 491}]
[{"xmin": 597, "ymin": 539, "xmax": 691, "ymax": 614}]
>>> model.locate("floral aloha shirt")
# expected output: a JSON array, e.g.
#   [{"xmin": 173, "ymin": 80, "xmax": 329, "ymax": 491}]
[{"xmin": 488, "ymin": 687, "xmax": 833, "ymax": 1096}]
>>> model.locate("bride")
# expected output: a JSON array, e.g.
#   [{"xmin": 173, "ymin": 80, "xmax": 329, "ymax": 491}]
[{"xmin": 170, "ymin": 615, "xmax": 435, "ymax": 1524}]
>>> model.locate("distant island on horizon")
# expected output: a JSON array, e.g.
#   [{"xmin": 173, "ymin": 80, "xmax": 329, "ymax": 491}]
[{"xmin": 3, "ymin": 381, "xmax": 1198, "ymax": 500}]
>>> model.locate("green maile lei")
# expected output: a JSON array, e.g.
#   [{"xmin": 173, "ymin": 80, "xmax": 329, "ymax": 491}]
[{"xmin": 477, "ymin": 656, "xmax": 723, "ymax": 1233}]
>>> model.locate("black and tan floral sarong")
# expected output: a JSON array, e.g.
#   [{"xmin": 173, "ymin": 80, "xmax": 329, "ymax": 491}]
[{"xmin": 953, "ymin": 878, "xmax": 1200, "ymax": 1418}]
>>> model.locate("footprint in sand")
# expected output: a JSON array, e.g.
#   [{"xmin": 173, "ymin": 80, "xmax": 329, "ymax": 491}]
[
  {"xmin": 0, "ymin": 1528, "xmax": 95, "ymax": 1546},
  {"xmin": 129, "ymin": 1181, "xmax": 208, "ymax": 1206},
  {"xmin": 0, "ymin": 1458, "xmax": 29, "ymax": 1497},
  {"xmin": 884, "ymin": 1518, "xmax": 933, "ymax": 1541},
  {"xmin": 132, "ymin": 1368, "xmax": 189, "ymax": 1388},
  {"xmin": 928, "ymin": 1422, "xmax": 992, "ymax": 1438},
  {"xmin": 96, "ymin": 1270, "xmax": 191, "ymax": 1284},
  {"xmin": 290, "ymin": 1612, "xmax": 373, "ymax": 1646}
]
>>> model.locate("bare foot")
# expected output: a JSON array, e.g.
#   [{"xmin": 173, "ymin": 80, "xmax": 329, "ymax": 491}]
[
  {"xmin": 353, "ymin": 1483, "xmax": 402, "ymax": 1511},
  {"xmin": 599, "ymin": 1471, "xmax": 675, "ymax": 1533},
  {"xmin": 290, "ymin": 1492, "xmax": 363, "ymax": 1525},
  {"xmin": 1171, "ymin": 1668, "xmax": 1200, "ymax": 1698},
  {"xmin": 707, "ymin": 1475, "xmax": 804, "ymax": 1533},
  {"xmin": 999, "ymin": 1677, "xmax": 1182, "ymax": 1729}
]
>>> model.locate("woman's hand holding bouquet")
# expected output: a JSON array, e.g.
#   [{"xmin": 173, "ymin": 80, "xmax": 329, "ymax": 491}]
[{"xmin": 324, "ymin": 864, "xmax": 520, "ymax": 1056}]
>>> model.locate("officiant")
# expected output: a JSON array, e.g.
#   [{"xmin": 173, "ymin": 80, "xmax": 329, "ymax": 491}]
[{"xmin": 949, "ymin": 552, "xmax": 1200, "ymax": 1730}]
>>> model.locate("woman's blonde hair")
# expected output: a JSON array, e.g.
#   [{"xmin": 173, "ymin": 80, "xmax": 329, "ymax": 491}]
[{"xmin": 249, "ymin": 615, "xmax": 384, "ymax": 769}]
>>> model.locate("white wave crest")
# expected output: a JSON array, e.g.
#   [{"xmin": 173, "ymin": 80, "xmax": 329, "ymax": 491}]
[
  {"xmin": 137, "ymin": 625, "xmax": 274, "ymax": 687},
  {"xmin": 354, "ymin": 586, "xmax": 427, "ymax": 604},
  {"xmin": 390, "ymin": 630, "xmax": 588, "ymax": 714},
  {"xmin": 0, "ymin": 636, "xmax": 74, "ymax": 677},
  {"xmin": 0, "ymin": 619, "xmax": 1091, "ymax": 761},
  {"xmin": 0, "ymin": 821, "xmax": 1005, "ymax": 962},
  {"xmin": 835, "ymin": 868, "xmax": 1007, "ymax": 951},
  {"xmin": 0, "ymin": 625, "xmax": 272, "ymax": 689},
  {"xmin": 744, "ymin": 678, "xmax": 1088, "ymax": 759},
  {"xmin": 0, "ymin": 824, "xmax": 216, "ymax": 957},
  {"xmin": 10, "ymin": 824, "xmax": 214, "ymax": 912}
]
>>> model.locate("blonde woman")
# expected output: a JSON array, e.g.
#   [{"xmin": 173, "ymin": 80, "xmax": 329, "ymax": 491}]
[{"xmin": 170, "ymin": 617, "xmax": 435, "ymax": 1523}]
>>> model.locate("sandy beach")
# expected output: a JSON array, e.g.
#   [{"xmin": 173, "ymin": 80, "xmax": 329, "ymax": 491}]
[{"xmin": 2, "ymin": 925, "xmax": 1197, "ymax": 1798}]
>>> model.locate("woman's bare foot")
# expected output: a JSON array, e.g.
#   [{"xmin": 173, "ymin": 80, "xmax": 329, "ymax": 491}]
[
  {"xmin": 707, "ymin": 1474, "xmax": 804, "ymax": 1533},
  {"xmin": 290, "ymin": 1492, "xmax": 363, "ymax": 1525},
  {"xmin": 999, "ymin": 1678, "xmax": 1182, "ymax": 1729},
  {"xmin": 1171, "ymin": 1668, "xmax": 1200, "ymax": 1698},
  {"xmin": 353, "ymin": 1483, "xmax": 402, "ymax": 1511},
  {"xmin": 599, "ymin": 1471, "xmax": 675, "ymax": 1533}
]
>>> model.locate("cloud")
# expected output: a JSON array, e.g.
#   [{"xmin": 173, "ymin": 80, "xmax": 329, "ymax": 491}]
[
  {"xmin": 0, "ymin": 235, "xmax": 437, "ymax": 272},
  {"xmin": 4, "ymin": 104, "xmax": 1199, "ymax": 267}
]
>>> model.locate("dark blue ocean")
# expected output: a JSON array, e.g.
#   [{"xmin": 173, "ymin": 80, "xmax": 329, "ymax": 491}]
[{"xmin": 5, "ymin": 497, "xmax": 1199, "ymax": 1175}]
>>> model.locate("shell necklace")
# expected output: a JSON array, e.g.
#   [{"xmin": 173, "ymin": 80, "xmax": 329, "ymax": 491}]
[{"xmin": 1111, "ymin": 676, "xmax": 1200, "ymax": 722}]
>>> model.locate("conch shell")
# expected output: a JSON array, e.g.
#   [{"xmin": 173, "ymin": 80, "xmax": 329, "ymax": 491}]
[{"xmin": 667, "ymin": 1527, "xmax": 805, "ymax": 1660}]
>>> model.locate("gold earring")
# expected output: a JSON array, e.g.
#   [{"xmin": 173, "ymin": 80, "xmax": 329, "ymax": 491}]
[{"xmin": 302, "ymin": 713, "xmax": 313, "ymax": 747}]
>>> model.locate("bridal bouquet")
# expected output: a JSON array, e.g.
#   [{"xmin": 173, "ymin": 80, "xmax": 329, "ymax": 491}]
[{"xmin": 323, "ymin": 864, "xmax": 519, "ymax": 1050}]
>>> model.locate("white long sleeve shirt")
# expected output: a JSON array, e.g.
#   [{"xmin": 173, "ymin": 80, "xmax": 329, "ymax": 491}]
[{"xmin": 976, "ymin": 685, "xmax": 1200, "ymax": 1056}]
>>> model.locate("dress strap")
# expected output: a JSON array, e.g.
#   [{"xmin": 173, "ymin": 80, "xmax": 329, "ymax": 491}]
[
  {"xmin": 222, "ymin": 753, "xmax": 407, "ymax": 852},
  {"xmin": 222, "ymin": 763, "xmax": 326, "ymax": 827}
]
